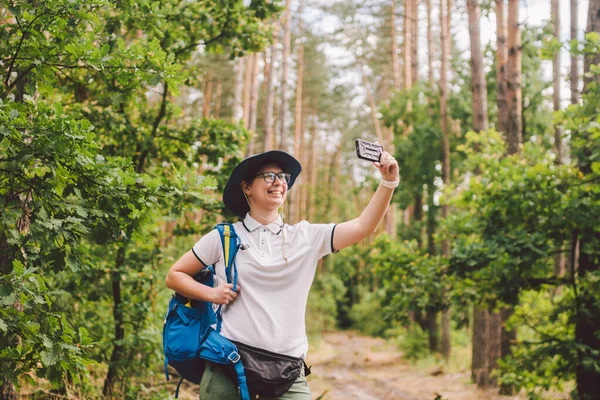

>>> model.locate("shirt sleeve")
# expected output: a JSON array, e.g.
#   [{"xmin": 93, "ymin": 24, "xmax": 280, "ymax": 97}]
[
  {"xmin": 301, "ymin": 222, "xmax": 338, "ymax": 260},
  {"xmin": 191, "ymin": 228, "xmax": 222, "ymax": 267}
]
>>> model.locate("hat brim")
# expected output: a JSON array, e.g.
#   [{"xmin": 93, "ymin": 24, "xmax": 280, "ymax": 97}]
[{"xmin": 223, "ymin": 150, "xmax": 302, "ymax": 217}]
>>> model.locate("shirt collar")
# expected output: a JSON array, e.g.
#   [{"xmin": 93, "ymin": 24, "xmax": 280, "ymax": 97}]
[{"xmin": 243, "ymin": 213, "xmax": 282, "ymax": 234}]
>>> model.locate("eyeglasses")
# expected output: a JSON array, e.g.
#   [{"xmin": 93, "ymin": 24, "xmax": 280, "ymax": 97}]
[{"xmin": 255, "ymin": 172, "xmax": 291, "ymax": 184}]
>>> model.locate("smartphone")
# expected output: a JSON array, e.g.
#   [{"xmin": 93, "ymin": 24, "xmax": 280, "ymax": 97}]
[{"xmin": 355, "ymin": 139, "xmax": 383, "ymax": 162}]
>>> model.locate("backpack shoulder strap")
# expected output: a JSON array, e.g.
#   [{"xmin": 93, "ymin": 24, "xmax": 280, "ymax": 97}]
[
  {"xmin": 214, "ymin": 223, "xmax": 240, "ymax": 332},
  {"xmin": 215, "ymin": 223, "xmax": 239, "ymax": 282}
]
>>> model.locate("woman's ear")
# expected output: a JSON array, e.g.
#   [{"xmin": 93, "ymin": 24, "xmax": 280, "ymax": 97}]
[{"xmin": 242, "ymin": 181, "xmax": 251, "ymax": 195}]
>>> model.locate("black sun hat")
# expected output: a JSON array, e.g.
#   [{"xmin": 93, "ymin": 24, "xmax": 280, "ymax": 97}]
[{"xmin": 223, "ymin": 150, "xmax": 302, "ymax": 217}]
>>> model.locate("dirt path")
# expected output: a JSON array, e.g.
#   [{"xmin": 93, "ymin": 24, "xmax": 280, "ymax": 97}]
[{"xmin": 305, "ymin": 331, "xmax": 528, "ymax": 400}]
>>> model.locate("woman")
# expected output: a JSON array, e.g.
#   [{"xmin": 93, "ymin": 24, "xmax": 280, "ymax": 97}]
[{"xmin": 165, "ymin": 149, "xmax": 399, "ymax": 399}]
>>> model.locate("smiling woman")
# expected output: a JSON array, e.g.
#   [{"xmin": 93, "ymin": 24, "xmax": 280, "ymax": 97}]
[{"xmin": 165, "ymin": 149, "xmax": 399, "ymax": 399}]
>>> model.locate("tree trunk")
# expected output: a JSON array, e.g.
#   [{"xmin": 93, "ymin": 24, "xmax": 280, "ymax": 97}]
[
  {"xmin": 439, "ymin": 0, "xmax": 452, "ymax": 362},
  {"xmin": 391, "ymin": 0, "xmax": 402, "ymax": 91},
  {"xmin": 278, "ymin": 0, "xmax": 292, "ymax": 151},
  {"xmin": 202, "ymin": 71, "xmax": 213, "ymax": 118},
  {"xmin": 233, "ymin": 58, "xmax": 245, "ymax": 122},
  {"xmin": 413, "ymin": 192, "xmax": 423, "ymax": 248},
  {"xmin": 496, "ymin": 0, "xmax": 508, "ymax": 135},
  {"xmin": 468, "ymin": 1, "xmax": 492, "ymax": 382},
  {"xmin": 468, "ymin": 0, "xmax": 489, "ymax": 132},
  {"xmin": 247, "ymin": 53, "xmax": 261, "ymax": 156},
  {"xmin": 575, "ymin": 7, "xmax": 600, "ymax": 396},
  {"xmin": 404, "ymin": 0, "xmax": 413, "ymax": 88},
  {"xmin": 552, "ymin": 0, "xmax": 563, "ymax": 162},
  {"xmin": 570, "ymin": 0, "xmax": 579, "ymax": 104},
  {"xmin": 243, "ymin": 55, "xmax": 253, "ymax": 129},
  {"xmin": 472, "ymin": 308, "xmax": 489, "ymax": 387},
  {"xmin": 505, "ymin": 0, "xmax": 522, "ymax": 153},
  {"xmin": 307, "ymin": 111, "xmax": 318, "ymax": 221},
  {"xmin": 411, "ymin": 0, "xmax": 419, "ymax": 84},
  {"xmin": 487, "ymin": 311, "xmax": 502, "ymax": 386},
  {"xmin": 0, "ymin": 231, "xmax": 18, "ymax": 400},
  {"xmin": 583, "ymin": 0, "xmax": 600, "ymax": 89},
  {"xmin": 264, "ymin": 25, "xmax": 279, "ymax": 152},
  {"xmin": 426, "ymin": 309, "xmax": 440, "ymax": 352},
  {"xmin": 426, "ymin": 0, "xmax": 434, "ymax": 85},
  {"xmin": 291, "ymin": 1, "xmax": 304, "ymax": 223},
  {"xmin": 103, "ymin": 245, "xmax": 127, "ymax": 398},
  {"xmin": 214, "ymin": 79, "xmax": 222, "ymax": 119}
]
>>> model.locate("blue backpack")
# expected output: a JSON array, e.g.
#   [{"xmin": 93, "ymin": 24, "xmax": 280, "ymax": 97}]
[{"xmin": 163, "ymin": 223, "xmax": 250, "ymax": 399}]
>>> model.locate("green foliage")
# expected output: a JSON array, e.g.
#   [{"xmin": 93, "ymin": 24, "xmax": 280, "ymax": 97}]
[
  {"xmin": 389, "ymin": 325, "xmax": 430, "ymax": 362},
  {"xmin": 1, "ymin": 0, "xmax": 274, "ymax": 394},
  {"xmin": 349, "ymin": 286, "xmax": 389, "ymax": 337},
  {"xmin": 306, "ymin": 270, "xmax": 347, "ymax": 336}
]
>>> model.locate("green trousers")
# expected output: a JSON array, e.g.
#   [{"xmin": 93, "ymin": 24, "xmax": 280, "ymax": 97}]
[{"xmin": 199, "ymin": 361, "xmax": 311, "ymax": 400}]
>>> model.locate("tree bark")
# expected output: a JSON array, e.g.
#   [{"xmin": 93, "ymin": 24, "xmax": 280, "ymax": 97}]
[
  {"xmin": 440, "ymin": 0, "xmax": 452, "ymax": 362},
  {"xmin": 468, "ymin": 0, "xmax": 489, "ymax": 132},
  {"xmin": 552, "ymin": 0, "xmax": 563, "ymax": 162},
  {"xmin": 233, "ymin": 58, "xmax": 245, "ymax": 123},
  {"xmin": 570, "ymin": 0, "xmax": 579, "ymax": 104},
  {"xmin": 487, "ymin": 311, "xmax": 503, "ymax": 386},
  {"xmin": 214, "ymin": 79, "xmax": 222, "ymax": 119},
  {"xmin": 0, "ymin": 231, "xmax": 18, "ymax": 400},
  {"xmin": 553, "ymin": 17, "xmax": 566, "ymax": 275},
  {"xmin": 247, "ymin": 53, "xmax": 261, "ymax": 156},
  {"xmin": 583, "ymin": 0, "xmax": 600, "ymax": 89},
  {"xmin": 426, "ymin": 309, "xmax": 440, "ymax": 353},
  {"xmin": 404, "ymin": 0, "xmax": 413, "ymax": 88},
  {"xmin": 103, "ymin": 245, "xmax": 127, "ymax": 398},
  {"xmin": 291, "ymin": 0, "xmax": 304, "ymax": 223},
  {"xmin": 202, "ymin": 71, "xmax": 213, "ymax": 118},
  {"xmin": 411, "ymin": 0, "xmax": 419, "ymax": 84},
  {"xmin": 505, "ymin": 0, "xmax": 522, "ymax": 153},
  {"xmin": 426, "ymin": 0, "xmax": 434, "ymax": 85},
  {"xmin": 472, "ymin": 308, "xmax": 489, "ymax": 387},
  {"xmin": 496, "ymin": 0, "xmax": 508, "ymax": 135},
  {"xmin": 264, "ymin": 25, "xmax": 280, "ymax": 152},
  {"xmin": 391, "ymin": 0, "xmax": 402, "ymax": 91},
  {"xmin": 575, "ymin": 7, "xmax": 600, "ymax": 396},
  {"xmin": 278, "ymin": 0, "xmax": 292, "ymax": 151},
  {"xmin": 243, "ymin": 55, "xmax": 253, "ymax": 129}
]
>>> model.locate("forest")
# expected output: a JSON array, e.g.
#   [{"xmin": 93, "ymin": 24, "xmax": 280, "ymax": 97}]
[{"xmin": 1, "ymin": 0, "xmax": 599, "ymax": 399}]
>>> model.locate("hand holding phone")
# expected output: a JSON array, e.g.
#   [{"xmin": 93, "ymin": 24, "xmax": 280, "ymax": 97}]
[{"xmin": 355, "ymin": 139, "xmax": 383, "ymax": 163}]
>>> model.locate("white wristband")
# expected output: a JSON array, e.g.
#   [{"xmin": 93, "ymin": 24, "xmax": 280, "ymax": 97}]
[{"xmin": 380, "ymin": 178, "xmax": 400, "ymax": 189}]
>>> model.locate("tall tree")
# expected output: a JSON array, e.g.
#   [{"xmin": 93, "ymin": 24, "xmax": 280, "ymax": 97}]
[
  {"xmin": 247, "ymin": 53, "xmax": 261, "ymax": 155},
  {"xmin": 391, "ymin": 0, "xmax": 402, "ymax": 90},
  {"xmin": 427, "ymin": 0, "xmax": 434, "ymax": 85},
  {"xmin": 233, "ymin": 58, "xmax": 245, "ymax": 122},
  {"xmin": 552, "ymin": 0, "xmax": 563, "ymax": 162},
  {"xmin": 264, "ymin": 24, "xmax": 280, "ymax": 151},
  {"xmin": 505, "ymin": 0, "xmax": 523, "ymax": 154},
  {"xmin": 291, "ymin": 0, "xmax": 305, "ymax": 223},
  {"xmin": 570, "ymin": 0, "xmax": 579, "ymax": 104},
  {"xmin": 411, "ymin": 0, "xmax": 420, "ymax": 84},
  {"xmin": 278, "ymin": 0, "xmax": 292, "ymax": 150},
  {"xmin": 583, "ymin": 0, "xmax": 600, "ymax": 89},
  {"xmin": 404, "ymin": 0, "xmax": 413, "ymax": 87},
  {"xmin": 575, "ymin": 5, "xmax": 600, "ymax": 398},
  {"xmin": 466, "ymin": 0, "xmax": 503, "ymax": 386},
  {"xmin": 496, "ymin": 0, "xmax": 508, "ymax": 135},
  {"xmin": 440, "ymin": 0, "xmax": 452, "ymax": 362}
]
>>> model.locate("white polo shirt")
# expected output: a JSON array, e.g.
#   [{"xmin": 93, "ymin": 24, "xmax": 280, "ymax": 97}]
[{"xmin": 192, "ymin": 213, "xmax": 337, "ymax": 359}]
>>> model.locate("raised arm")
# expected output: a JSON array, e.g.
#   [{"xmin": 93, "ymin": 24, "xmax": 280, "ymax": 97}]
[{"xmin": 332, "ymin": 151, "xmax": 399, "ymax": 251}]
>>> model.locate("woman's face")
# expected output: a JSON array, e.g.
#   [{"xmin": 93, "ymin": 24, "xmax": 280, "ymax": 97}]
[{"xmin": 244, "ymin": 162, "xmax": 288, "ymax": 210}]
